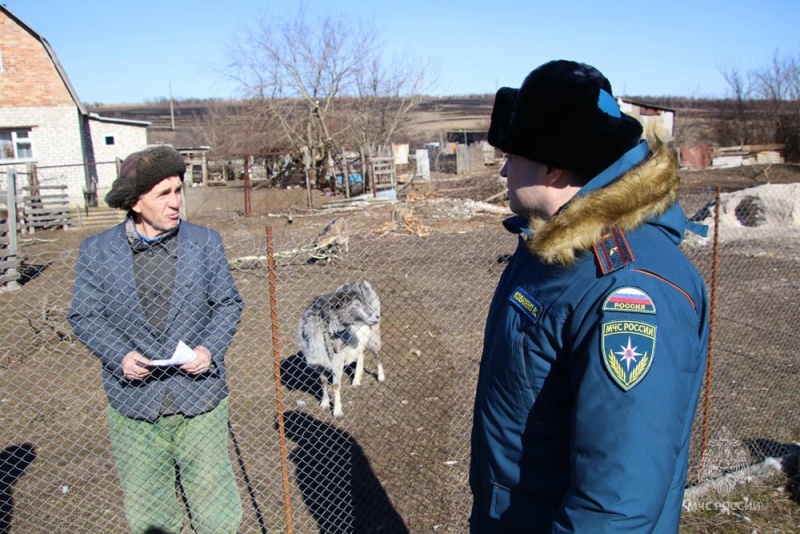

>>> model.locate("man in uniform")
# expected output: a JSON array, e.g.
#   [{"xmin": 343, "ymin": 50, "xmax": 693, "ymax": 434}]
[{"xmin": 469, "ymin": 60, "xmax": 710, "ymax": 532}]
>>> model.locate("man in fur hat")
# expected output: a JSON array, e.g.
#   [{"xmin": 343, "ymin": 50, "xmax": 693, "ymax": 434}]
[
  {"xmin": 469, "ymin": 60, "xmax": 710, "ymax": 532},
  {"xmin": 69, "ymin": 145, "xmax": 243, "ymax": 533}
]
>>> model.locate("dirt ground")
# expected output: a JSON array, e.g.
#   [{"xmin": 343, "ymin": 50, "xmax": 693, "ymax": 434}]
[{"xmin": 2, "ymin": 163, "xmax": 799, "ymax": 533}]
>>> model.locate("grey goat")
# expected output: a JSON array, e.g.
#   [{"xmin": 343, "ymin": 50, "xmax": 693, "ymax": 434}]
[{"xmin": 299, "ymin": 280, "xmax": 383, "ymax": 417}]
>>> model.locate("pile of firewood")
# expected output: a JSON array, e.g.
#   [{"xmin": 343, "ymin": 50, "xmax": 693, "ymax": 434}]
[{"xmin": 371, "ymin": 214, "xmax": 432, "ymax": 238}]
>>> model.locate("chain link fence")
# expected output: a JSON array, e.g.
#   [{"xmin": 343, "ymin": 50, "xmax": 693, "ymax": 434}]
[{"xmin": 0, "ymin": 182, "xmax": 798, "ymax": 533}]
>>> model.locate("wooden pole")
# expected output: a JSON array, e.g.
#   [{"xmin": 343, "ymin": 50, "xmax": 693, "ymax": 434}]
[
  {"xmin": 302, "ymin": 147, "xmax": 312, "ymax": 210},
  {"xmin": 341, "ymin": 150, "xmax": 351, "ymax": 198},
  {"xmin": 243, "ymin": 155, "xmax": 252, "ymax": 216},
  {"xmin": 7, "ymin": 170, "xmax": 19, "ymax": 258}
]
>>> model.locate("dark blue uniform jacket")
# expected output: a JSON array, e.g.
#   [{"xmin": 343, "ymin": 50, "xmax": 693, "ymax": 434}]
[{"xmin": 470, "ymin": 141, "xmax": 710, "ymax": 533}]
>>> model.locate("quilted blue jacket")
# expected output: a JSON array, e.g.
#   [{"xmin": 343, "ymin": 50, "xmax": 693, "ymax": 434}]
[{"xmin": 470, "ymin": 141, "xmax": 710, "ymax": 533}]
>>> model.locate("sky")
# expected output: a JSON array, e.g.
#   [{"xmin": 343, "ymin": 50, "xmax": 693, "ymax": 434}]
[{"xmin": 4, "ymin": 0, "xmax": 800, "ymax": 104}]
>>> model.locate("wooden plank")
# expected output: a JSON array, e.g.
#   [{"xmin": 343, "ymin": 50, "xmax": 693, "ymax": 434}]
[
  {"xmin": 19, "ymin": 214, "xmax": 71, "ymax": 224},
  {"xmin": 21, "ymin": 215, "xmax": 71, "ymax": 222},
  {"xmin": 22, "ymin": 194, "xmax": 69, "ymax": 202},
  {"xmin": 20, "ymin": 185, "xmax": 67, "ymax": 191},
  {"xmin": 21, "ymin": 209, "xmax": 71, "ymax": 217}
]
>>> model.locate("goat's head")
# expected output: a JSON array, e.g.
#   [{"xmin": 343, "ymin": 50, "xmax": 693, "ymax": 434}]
[{"xmin": 332, "ymin": 281, "xmax": 380, "ymax": 326}]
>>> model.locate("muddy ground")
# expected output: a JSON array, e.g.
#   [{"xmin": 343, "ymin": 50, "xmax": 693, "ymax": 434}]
[{"xmin": 1, "ymin": 163, "xmax": 799, "ymax": 533}]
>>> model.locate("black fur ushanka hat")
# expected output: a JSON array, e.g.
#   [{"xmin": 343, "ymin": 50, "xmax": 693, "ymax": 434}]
[
  {"xmin": 105, "ymin": 145, "xmax": 186, "ymax": 210},
  {"xmin": 488, "ymin": 60, "xmax": 643, "ymax": 178}
]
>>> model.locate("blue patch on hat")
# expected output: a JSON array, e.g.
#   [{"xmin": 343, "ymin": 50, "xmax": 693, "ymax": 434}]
[{"xmin": 597, "ymin": 89, "xmax": 621, "ymax": 118}]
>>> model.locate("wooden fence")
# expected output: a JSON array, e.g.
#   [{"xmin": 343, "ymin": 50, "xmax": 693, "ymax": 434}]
[
  {"xmin": 0, "ymin": 168, "xmax": 71, "ymax": 290},
  {"xmin": 1, "ymin": 170, "xmax": 20, "ymax": 290},
  {"xmin": 19, "ymin": 184, "xmax": 71, "ymax": 234}
]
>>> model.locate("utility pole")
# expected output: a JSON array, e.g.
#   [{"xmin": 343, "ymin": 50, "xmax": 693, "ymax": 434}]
[{"xmin": 169, "ymin": 82, "xmax": 175, "ymax": 131}]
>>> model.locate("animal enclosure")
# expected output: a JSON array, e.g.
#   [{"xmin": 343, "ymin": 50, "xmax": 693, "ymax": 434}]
[{"xmin": 0, "ymin": 184, "xmax": 798, "ymax": 533}]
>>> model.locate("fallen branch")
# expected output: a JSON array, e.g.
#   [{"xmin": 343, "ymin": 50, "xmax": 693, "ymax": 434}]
[
  {"xmin": 229, "ymin": 245, "xmax": 319, "ymax": 268},
  {"xmin": 483, "ymin": 189, "xmax": 508, "ymax": 203}
]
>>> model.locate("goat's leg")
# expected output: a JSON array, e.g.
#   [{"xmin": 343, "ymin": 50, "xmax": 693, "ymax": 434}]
[
  {"xmin": 331, "ymin": 367, "xmax": 344, "ymax": 418},
  {"xmin": 319, "ymin": 372, "xmax": 331, "ymax": 410},
  {"xmin": 369, "ymin": 326, "xmax": 384, "ymax": 383},
  {"xmin": 352, "ymin": 350, "xmax": 365, "ymax": 387},
  {"xmin": 374, "ymin": 348, "xmax": 385, "ymax": 382}
]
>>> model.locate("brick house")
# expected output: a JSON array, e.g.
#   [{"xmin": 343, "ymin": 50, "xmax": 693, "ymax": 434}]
[{"xmin": 0, "ymin": 5, "xmax": 149, "ymax": 209}]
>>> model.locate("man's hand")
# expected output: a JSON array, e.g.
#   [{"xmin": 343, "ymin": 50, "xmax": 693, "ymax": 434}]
[
  {"xmin": 122, "ymin": 351, "xmax": 152, "ymax": 381},
  {"xmin": 180, "ymin": 345, "xmax": 213, "ymax": 375}
]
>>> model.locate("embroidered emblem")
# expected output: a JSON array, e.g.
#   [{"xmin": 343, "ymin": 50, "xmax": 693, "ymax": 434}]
[
  {"xmin": 602, "ymin": 320, "xmax": 656, "ymax": 391},
  {"xmin": 509, "ymin": 287, "xmax": 542, "ymax": 324},
  {"xmin": 602, "ymin": 287, "xmax": 656, "ymax": 314}
]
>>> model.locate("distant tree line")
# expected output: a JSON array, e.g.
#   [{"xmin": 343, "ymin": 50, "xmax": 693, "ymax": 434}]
[{"xmin": 642, "ymin": 50, "xmax": 800, "ymax": 160}]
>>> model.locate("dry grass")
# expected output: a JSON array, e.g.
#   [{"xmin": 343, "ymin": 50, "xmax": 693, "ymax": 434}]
[{"xmin": 681, "ymin": 470, "xmax": 800, "ymax": 533}]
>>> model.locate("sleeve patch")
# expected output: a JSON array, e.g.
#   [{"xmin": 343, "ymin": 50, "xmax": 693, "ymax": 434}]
[
  {"xmin": 602, "ymin": 286, "xmax": 656, "ymax": 314},
  {"xmin": 509, "ymin": 286, "xmax": 542, "ymax": 324},
  {"xmin": 601, "ymin": 320, "xmax": 656, "ymax": 391}
]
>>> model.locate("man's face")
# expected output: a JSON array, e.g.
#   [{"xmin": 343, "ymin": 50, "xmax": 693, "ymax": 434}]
[
  {"xmin": 130, "ymin": 176, "xmax": 183, "ymax": 238},
  {"xmin": 501, "ymin": 154, "xmax": 558, "ymax": 219}
]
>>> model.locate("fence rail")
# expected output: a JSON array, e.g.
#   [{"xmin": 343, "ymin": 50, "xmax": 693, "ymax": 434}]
[{"xmin": 19, "ymin": 184, "xmax": 71, "ymax": 234}]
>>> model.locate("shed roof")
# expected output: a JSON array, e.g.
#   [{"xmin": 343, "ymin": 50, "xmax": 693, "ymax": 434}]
[{"xmin": 618, "ymin": 97, "xmax": 676, "ymax": 114}]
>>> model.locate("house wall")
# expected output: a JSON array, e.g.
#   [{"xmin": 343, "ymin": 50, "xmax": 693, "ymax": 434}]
[
  {"xmin": 0, "ymin": 11, "xmax": 73, "ymax": 107},
  {"xmin": 88, "ymin": 120, "xmax": 148, "ymax": 204},
  {"xmin": 0, "ymin": 105, "xmax": 86, "ymax": 205}
]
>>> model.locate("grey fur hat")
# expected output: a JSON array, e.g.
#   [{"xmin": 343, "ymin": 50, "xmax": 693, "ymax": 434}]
[
  {"xmin": 488, "ymin": 60, "xmax": 643, "ymax": 178},
  {"xmin": 105, "ymin": 145, "xmax": 186, "ymax": 210}
]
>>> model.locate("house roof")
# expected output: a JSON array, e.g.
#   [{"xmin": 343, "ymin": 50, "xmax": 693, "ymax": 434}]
[
  {"xmin": 87, "ymin": 113, "xmax": 150, "ymax": 128},
  {"xmin": 1, "ymin": 5, "xmax": 88, "ymax": 115},
  {"xmin": 2, "ymin": 5, "xmax": 145, "ymax": 128}
]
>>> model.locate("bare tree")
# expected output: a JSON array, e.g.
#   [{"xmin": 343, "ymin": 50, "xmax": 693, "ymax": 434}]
[
  {"xmin": 225, "ymin": 4, "xmax": 432, "ymax": 186},
  {"xmin": 751, "ymin": 51, "xmax": 800, "ymax": 157},
  {"xmin": 719, "ymin": 63, "xmax": 754, "ymax": 146},
  {"xmin": 348, "ymin": 55, "xmax": 431, "ymax": 149},
  {"xmin": 719, "ymin": 50, "xmax": 800, "ymax": 156},
  {"xmin": 186, "ymin": 100, "xmax": 243, "ymax": 156},
  {"xmin": 670, "ymin": 96, "xmax": 715, "ymax": 148}
]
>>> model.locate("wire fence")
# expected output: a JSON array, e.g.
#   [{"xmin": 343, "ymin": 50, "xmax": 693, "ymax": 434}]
[{"xmin": 0, "ymin": 182, "xmax": 798, "ymax": 533}]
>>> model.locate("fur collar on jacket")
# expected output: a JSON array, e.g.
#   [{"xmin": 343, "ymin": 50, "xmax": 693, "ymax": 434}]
[{"xmin": 526, "ymin": 140, "xmax": 679, "ymax": 266}]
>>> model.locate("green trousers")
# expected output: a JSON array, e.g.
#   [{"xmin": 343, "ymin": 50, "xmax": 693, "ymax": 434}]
[{"xmin": 107, "ymin": 399, "xmax": 243, "ymax": 534}]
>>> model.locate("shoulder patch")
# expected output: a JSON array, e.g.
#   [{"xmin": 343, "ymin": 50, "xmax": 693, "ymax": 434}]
[
  {"xmin": 602, "ymin": 287, "xmax": 656, "ymax": 314},
  {"xmin": 592, "ymin": 227, "xmax": 634, "ymax": 275},
  {"xmin": 509, "ymin": 287, "xmax": 542, "ymax": 324},
  {"xmin": 601, "ymin": 320, "xmax": 656, "ymax": 391}
]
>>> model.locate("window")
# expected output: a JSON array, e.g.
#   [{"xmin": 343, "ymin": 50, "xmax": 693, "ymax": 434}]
[
  {"xmin": 105, "ymin": 135, "xmax": 115, "ymax": 145},
  {"xmin": 0, "ymin": 129, "xmax": 33, "ymax": 160}
]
